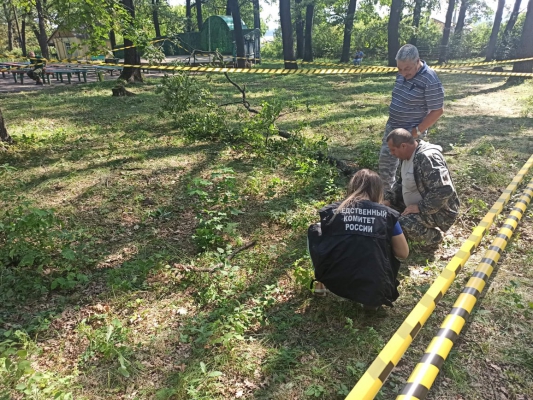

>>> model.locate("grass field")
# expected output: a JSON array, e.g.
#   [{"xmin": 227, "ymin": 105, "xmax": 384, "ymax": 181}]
[{"xmin": 1, "ymin": 69, "xmax": 533, "ymax": 400}]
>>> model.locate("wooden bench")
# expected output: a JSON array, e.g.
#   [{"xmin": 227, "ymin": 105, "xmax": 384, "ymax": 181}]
[
  {"xmin": 10, "ymin": 69, "xmax": 53, "ymax": 84},
  {"xmin": 47, "ymin": 68, "xmax": 89, "ymax": 84}
]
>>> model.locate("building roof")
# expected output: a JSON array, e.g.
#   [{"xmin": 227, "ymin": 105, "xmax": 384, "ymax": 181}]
[
  {"xmin": 204, "ymin": 15, "xmax": 247, "ymax": 31},
  {"xmin": 47, "ymin": 28, "xmax": 89, "ymax": 45}
]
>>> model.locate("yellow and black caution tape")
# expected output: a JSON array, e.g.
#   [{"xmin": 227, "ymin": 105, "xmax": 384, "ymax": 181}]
[
  {"xmin": 396, "ymin": 177, "xmax": 533, "ymax": 400},
  {"xmin": 111, "ymin": 37, "xmax": 166, "ymax": 53},
  {"xmin": 3, "ymin": 55, "xmax": 533, "ymax": 77},
  {"xmin": 232, "ymin": 56, "xmax": 533, "ymax": 68},
  {"xmin": 345, "ymin": 154, "xmax": 533, "ymax": 400},
  {"xmin": 435, "ymin": 56, "xmax": 533, "ymax": 68}
]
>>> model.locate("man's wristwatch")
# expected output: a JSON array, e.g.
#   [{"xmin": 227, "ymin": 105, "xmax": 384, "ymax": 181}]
[{"xmin": 415, "ymin": 126, "xmax": 422, "ymax": 137}]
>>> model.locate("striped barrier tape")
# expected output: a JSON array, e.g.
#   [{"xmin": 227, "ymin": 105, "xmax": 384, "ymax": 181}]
[
  {"xmin": 2, "ymin": 60, "xmax": 531, "ymax": 77},
  {"xmin": 345, "ymin": 154, "xmax": 533, "ymax": 400},
  {"xmin": 1, "ymin": 60, "xmax": 532, "ymax": 77},
  {"xmin": 90, "ymin": 63, "xmax": 533, "ymax": 77},
  {"xmin": 397, "ymin": 177, "xmax": 533, "ymax": 400},
  {"xmin": 231, "ymin": 56, "xmax": 533, "ymax": 68}
]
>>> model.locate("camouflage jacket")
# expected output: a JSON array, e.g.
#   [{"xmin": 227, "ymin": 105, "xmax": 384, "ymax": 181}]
[{"xmin": 385, "ymin": 140, "xmax": 460, "ymax": 231}]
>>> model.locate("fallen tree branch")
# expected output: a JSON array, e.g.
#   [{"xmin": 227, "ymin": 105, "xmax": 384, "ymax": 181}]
[
  {"xmin": 223, "ymin": 72, "xmax": 260, "ymax": 114},
  {"xmin": 221, "ymin": 74, "xmax": 359, "ymax": 176},
  {"xmin": 173, "ymin": 240, "xmax": 257, "ymax": 273}
]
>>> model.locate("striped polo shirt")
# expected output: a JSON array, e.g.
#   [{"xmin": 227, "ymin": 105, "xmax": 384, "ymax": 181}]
[{"xmin": 388, "ymin": 61, "xmax": 444, "ymax": 130}]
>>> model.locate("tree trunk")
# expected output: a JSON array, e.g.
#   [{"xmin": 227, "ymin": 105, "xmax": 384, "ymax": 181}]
[
  {"xmin": 2, "ymin": 3, "xmax": 14, "ymax": 51},
  {"xmin": 388, "ymin": 0, "xmax": 402, "ymax": 66},
  {"xmin": 280, "ymin": 0, "xmax": 297, "ymax": 69},
  {"xmin": 454, "ymin": 0, "xmax": 468, "ymax": 35},
  {"xmin": 229, "ymin": 0, "xmax": 245, "ymax": 67},
  {"xmin": 295, "ymin": 0, "xmax": 304, "ymax": 59},
  {"xmin": 410, "ymin": 0, "xmax": 423, "ymax": 45},
  {"xmin": 340, "ymin": 0, "xmax": 357, "ymax": 62},
  {"xmin": 512, "ymin": 0, "xmax": 533, "ymax": 73},
  {"xmin": 0, "ymin": 109, "xmax": 13, "ymax": 143},
  {"xmin": 225, "ymin": 0, "xmax": 231, "ymax": 15},
  {"xmin": 485, "ymin": 0, "xmax": 505, "ymax": 61},
  {"xmin": 196, "ymin": 0, "xmax": 203, "ymax": 30},
  {"xmin": 7, "ymin": 20, "xmax": 14, "ymax": 51},
  {"xmin": 186, "ymin": 0, "xmax": 192, "ymax": 31},
  {"xmin": 252, "ymin": 0, "xmax": 261, "ymax": 62},
  {"xmin": 504, "ymin": 0, "xmax": 522, "ymax": 36},
  {"xmin": 438, "ymin": 0, "xmax": 456, "ymax": 63},
  {"xmin": 303, "ymin": 3, "xmax": 314, "ymax": 61},
  {"xmin": 34, "ymin": 0, "xmax": 49, "ymax": 59},
  {"xmin": 119, "ymin": 0, "xmax": 143, "ymax": 82},
  {"xmin": 152, "ymin": 0, "xmax": 161, "ymax": 37},
  {"xmin": 10, "ymin": 0, "xmax": 22, "ymax": 50},
  {"xmin": 21, "ymin": 18, "xmax": 26, "ymax": 56},
  {"xmin": 109, "ymin": 30, "xmax": 117, "ymax": 49}
]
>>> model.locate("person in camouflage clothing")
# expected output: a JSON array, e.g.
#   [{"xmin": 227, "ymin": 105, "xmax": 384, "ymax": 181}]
[
  {"xmin": 383, "ymin": 128, "xmax": 459, "ymax": 247},
  {"xmin": 27, "ymin": 51, "xmax": 45, "ymax": 85}
]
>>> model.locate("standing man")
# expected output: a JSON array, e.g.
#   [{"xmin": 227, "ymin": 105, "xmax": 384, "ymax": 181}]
[
  {"xmin": 384, "ymin": 128, "xmax": 459, "ymax": 247},
  {"xmin": 379, "ymin": 44, "xmax": 444, "ymax": 188},
  {"xmin": 27, "ymin": 51, "xmax": 45, "ymax": 85}
]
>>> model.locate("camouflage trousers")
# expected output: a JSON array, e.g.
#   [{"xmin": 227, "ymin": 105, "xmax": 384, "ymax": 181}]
[
  {"xmin": 388, "ymin": 198, "xmax": 444, "ymax": 246},
  {"xmin": 399, "ymin": 213, "xmax": 443, "ymax": 246},
  {"xmin": 27, "ymin": 69, "xmax": 42, "ymax": 81},
  {"xmin": 378, "ymin": 124, "xmax": 398, "ymax": 189}
]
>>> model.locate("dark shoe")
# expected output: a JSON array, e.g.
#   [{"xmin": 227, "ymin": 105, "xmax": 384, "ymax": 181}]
[{"xmin": 36, "ymin": 81, "xmax": 43, "ymax": 86}]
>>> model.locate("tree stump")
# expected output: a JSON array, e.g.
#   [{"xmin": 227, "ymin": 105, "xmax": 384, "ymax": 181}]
[
  {"xmin": 0, "ymin": 108, "xmax": 13, "ymax": 143},
  {"xmin": 112, "ymin": 86, "xmax": 136, "ymax": 96}
]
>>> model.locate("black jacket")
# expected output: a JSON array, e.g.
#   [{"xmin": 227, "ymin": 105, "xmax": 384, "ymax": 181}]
[{"xmin": 308, "ymin": 200, "xmax": 401, "ymax": 307}]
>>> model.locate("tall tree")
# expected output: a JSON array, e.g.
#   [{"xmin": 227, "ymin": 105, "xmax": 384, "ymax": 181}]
[
  {"xmin": 410, "ymin": 0, "xmax": 423, "ymax": 45},
  {"xmin": 438, "ymin": 0, "xmax": 456, "ymax": 63},
  {"xmin": 186, "ymin": 0, "xmax": 192, "ymax": 31},
  {"xmin": 2, "ymin": 3, "xmax": 14, "ymax": 50},
  {"xmin": 21, "ymin": 18, "xmax": 26, "ymax": 56},
  {"xmin": 280, "ymin": 0, "xmax": 297, "ymax": 69},
  {"xmin": 512, "ymin": 0, "xmax": 533, "ymax": 73},
  {"xmin": 454, "ymin": 0, "xmax": 468, "ymax": 35},
  {"xmin": 225, "ymin": 0, "xmax": 231, "ymax": 15},
  {"xmin": 34, "ymin": 0, "xmax": 49, "ymax": 59},
  {"xmin": 388, "ymin": 0, "xmax": 402, "ymax": 66},
  {"xmin": 109, "ymin": 30, "xmax": 117, "ymax": 49},
  {"xmin": 119, "ymin": 0, "xmax": 143, "ymax": 82},
  {"xmin": 229, "ymin": 0, "xmax": 245, "ymax": 67},
  {"xmin": 295, "ymin": 0, "xmax": 304, "ymax": 59},
  {"xmin": 485, "ymin": 0, "xmax": 505, "ymax": 60},
  {"xmin": 503, "ymin": 0, "xmax": 523, "ymax": 35},
  {"xmin": 152, "ymin": 0, "xmax": 161, "ymax": 37},
  {"xmin": 196, "ymin": 0, "xmax": 203, "ymax": 30},
  {"xmin": 303, "ymin": 2, "xmax": 314, "ymax": 61},
  {"xmin": 252, "ymin": 0, "xmax": 261, "ymax": 62},
  {"xmin": 340, "ymin": 0, "xmax": 357, "ymax": 62}
]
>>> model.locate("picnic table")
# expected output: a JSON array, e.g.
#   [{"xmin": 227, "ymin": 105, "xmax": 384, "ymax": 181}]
[
  {"xmin": 95, "ymin": 65, "xmax": 123, "ymax": 76},
  {"xmin": 46, "ymin": 67, "xmax": 89, "ymax": 84}
]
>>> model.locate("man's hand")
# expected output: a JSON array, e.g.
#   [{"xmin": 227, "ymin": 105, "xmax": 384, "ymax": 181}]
[
  {"xmin": 383, "ymin": 200, "xmax": 391, "ymax": 207},
  {"xmin": 402, "ymin": 204, "xmax": 420, "ymax": 215}
]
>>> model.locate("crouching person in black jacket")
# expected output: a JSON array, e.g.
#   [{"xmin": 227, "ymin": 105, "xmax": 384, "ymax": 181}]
[{"xmin": 308, "ymin": 169, "xmax": 409, "ymax": 308}]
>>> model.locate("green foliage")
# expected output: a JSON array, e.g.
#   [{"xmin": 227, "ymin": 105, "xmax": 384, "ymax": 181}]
[
  {"xmin": 354, "ymin": 138, "xmax": 380, "ymax": 170},
  {"xmin": 0, "ymin": 331, "xmax": 73, "ymax": 399},
  {"xmin": 78, "ymin": 318, "xmax": 133, "ymax": 378},
  {"xmin": 0, "ymin": 204, "xmax": 90, "ymax": 303}
]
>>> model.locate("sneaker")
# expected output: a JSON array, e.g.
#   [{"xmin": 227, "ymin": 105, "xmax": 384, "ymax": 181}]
[{"xmin": 314, "ymin": 281, "xmax": 327, "ymax": 297}]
